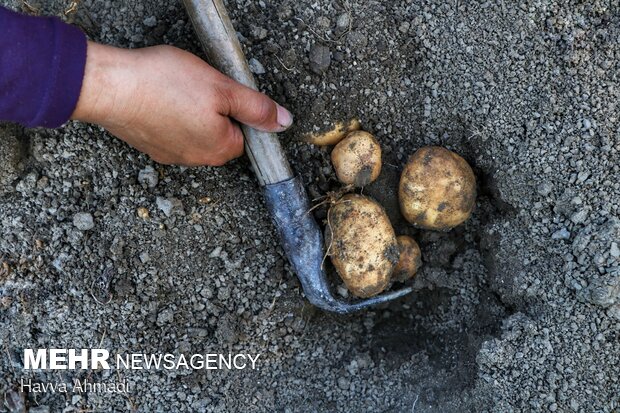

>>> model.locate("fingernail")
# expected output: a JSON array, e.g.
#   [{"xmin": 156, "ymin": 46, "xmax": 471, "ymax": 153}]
[{"xmin": 276, "ymin": 104, "xmax": 294, "ymax": 129}]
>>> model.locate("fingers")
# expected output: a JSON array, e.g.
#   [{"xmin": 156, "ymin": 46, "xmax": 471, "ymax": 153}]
[
  {"xmin": 217, "ymin": 80, "xmax": 294, "ymax": 133},
  {"xmin": 216, "ymin": 121, "xmax": 245, "ymax": 165},
  {"xmin": 189, "ymin": 119, "xmax": 244, "ymax": 167}
]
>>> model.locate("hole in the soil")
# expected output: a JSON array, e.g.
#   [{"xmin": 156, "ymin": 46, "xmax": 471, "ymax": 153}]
[
  {"xmin": 368, "ymin": 286, "xmax": 509, "ymax": 394},
  {"xmin": 476, "ymin": 170, "xmax": 517, "ymax": 216}
]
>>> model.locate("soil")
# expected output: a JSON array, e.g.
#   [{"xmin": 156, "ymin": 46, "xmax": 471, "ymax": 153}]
[{"xmin": 1, "ymin": 0, "xmax": 619, "ymax": 412}]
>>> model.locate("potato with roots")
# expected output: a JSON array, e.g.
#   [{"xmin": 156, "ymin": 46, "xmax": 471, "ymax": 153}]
[
  {"xmin": 326, "ymin": 194, "xmax": 399, "ymax": 298},
  {"xmin": 392, "ymin": 235, "xmax": 422, "ymax": 282},
  {"xmin": 331, "ymin": 131, "xmax": 382, "ymax": 187},
  {"xmin": 399, "ymin": 146, "xmax": 476, "ymax": 231}
]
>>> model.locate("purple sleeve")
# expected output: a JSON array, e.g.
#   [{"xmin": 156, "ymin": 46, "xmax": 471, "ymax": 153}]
[{"xmin": 0, "ymin": 6, "xmax": 87, "ymax": 128}]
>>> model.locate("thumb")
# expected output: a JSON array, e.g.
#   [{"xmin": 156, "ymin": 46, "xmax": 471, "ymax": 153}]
[{"xmin": 219, "ymin": 81, "xmax": 294, "ymax": 132}]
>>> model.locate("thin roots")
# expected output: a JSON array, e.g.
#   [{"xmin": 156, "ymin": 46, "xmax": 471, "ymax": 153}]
[
  {"xmin": 320, "ymin": 197, "xmax": 354, "ymax": 269},
  {"xmin": 321, "ymin": 208, "xmax": 335, "ymax": 269}
]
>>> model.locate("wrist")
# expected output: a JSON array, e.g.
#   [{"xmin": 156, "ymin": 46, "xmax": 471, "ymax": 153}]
[{"xmin": 71, "ymin": 41, "xmax": 135, "ymax": 125}]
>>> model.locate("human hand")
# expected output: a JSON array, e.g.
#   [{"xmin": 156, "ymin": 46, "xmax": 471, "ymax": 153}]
[{"xmin": 71, "ymin": 42, "xmax": 293, "ymax": 166}]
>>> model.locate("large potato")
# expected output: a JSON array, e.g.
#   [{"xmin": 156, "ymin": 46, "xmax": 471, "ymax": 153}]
[
  {"xmin": 331, "ymin": 131, "xmax": 382, "ymax": 187},
  {"xmin": 399, "ymin": 146, "xmax": 476, "ymax": 231},
  {"xmin": 303, "ymin": 119, "xmax": 361, "ymax": 146},
  {"xmin": 392, "ymin": 235, "xmax": 422, "ymax": 282},
  {"xmin": 326, "ymin": 194, "xmax": 399, "ymax": 297}
]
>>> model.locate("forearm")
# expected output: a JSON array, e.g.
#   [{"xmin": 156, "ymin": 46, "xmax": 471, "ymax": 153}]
[{"xmin": 0, "ymin": 6, "xmax": 86, "ymax": 128}]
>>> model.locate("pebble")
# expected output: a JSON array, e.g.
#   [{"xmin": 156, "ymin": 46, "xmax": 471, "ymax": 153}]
[
  {"xmin": 336, "ymin": 13, "xmax": 350, "ymax": 30},
  {"xmin": 249, "ymin": 58, "xmax": 266, "ymax": 75},
  {"xmin": 611, "ymin": 242, "xmax": 620, "ymax": 258},
  {"xmin": 582, "ymin": 119, "xmax": 591, "ymax": 130},
  {"xmin": 537, "ymin": 182, "xmax": 553, "ymax": 196},
  {"xmin": 156, "ymin": 308, "xmax": 174, "ymax": 326},
  {"xmin": 551, "ymin": 228, "xmax": 570, "ymax": 240},
  {"xmin": 143, "ymin": 16, "xmax": 157, "ymax": 27},
  {"xmin": 309, "ymin": 44, "xmax": 331, "ymax": 74},
  {"xmin": 30, "ymin": 407, "xmax": 51, "ymax": 413},
  {"xmin": 139, "ymin": 252, "xmax": 150, "ymax": 263},
  {"xmin": 570, "ymin": 210, "xmax": 588, "ymax": 224},
  {"xmin": 337, "ymin": 377, "xmax": 350, "ymax": 390},
  {"xmin": 73, "ymin": 212, "xmax": 94, "ymax": 231},
  {"xmin": 138, "ymin": 166, "xmax": 159, "ymax": 188},
  {"xmin": 156, "ymin": 197, "xmax": 181, "ymax": 217}
]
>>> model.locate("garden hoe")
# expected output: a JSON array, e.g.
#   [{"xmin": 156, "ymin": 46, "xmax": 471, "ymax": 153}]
[{"xmin": 182, "ymin": 0, "xmax": 413, "ymax": 313}]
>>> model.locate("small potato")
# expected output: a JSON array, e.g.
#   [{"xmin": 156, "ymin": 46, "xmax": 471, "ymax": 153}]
[
  {"xmin": 392, "ymin": 235, "xmax": 422, "ymax": 282},
  {"xmin": 331, "ymin": 131, "xmax": 382, "ymax": 187},
  {"xmin": 326, "ymin": 194, "xmax": 399, "ymax": 298},
  {"xmin": 399, "ymin": 146, "xmax": 476, "ymax": 231},
  {"xmin": 303, "ymin": 119, "xmax": 361, "ymax": 146}
]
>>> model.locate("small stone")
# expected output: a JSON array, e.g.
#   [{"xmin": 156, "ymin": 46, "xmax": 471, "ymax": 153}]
[
  {"xmin": 309, "ymin": 44, "xmax": 331, "ymax": 74},
  {"xmin": 337, "ymin": 284, "xmax": 349, "ymax": 297},
  {"xmin": 551, "ymin": 228, "xmax": 570, "ymax": 240},
  {"xmin": 577, "ymin": 171, "xmax": 589, "ymax": 183},
  {"xmin": 73, "ymin": 212, "xmax": 94, "ymax": 231},
  {"xmin": 52, "ymin": 254, "xmax": 69, "ymax": 271},
  {"xmin": 139, "ymin": 252, "xmax": 150, "ymax": 263},
  {"xmin": 143, "ymin": 16, "xmax": 157, "ymax": 27},
  {"xmin": 347, "ymin": 31, "xmax": 368, "ymax": 49},
  {"xmin": 582, "ymin": 119, "xmax": 591, "ymax": 130},
  {"xmin": 157, "ymin": 308, "xmax": 174, "ymax": 326},
  {"xmin": 608, "ymin": 304, "xmax": 620, "ymax": 320},
  {"xmin": 398, "ymin": 21, "xmax": 410, "ymax": 33},
  {"xmin": 570, "ymin": 209, "xmax": 588, "ymax": 224},
  {"xmin": 15, "ymin": 171, "xmax": 38, "ymax": 194},
  {"xmin": 537, "ymin": 182, "xmax": 552, "ymax": 196},
  {"xmin": 336, "ymin": 13, "xmax": 350, "ymax": 30},
  {"xmin": 156, "ymin": 197, "xmax": 182, "ymax": 217},
  {"xmin": 138, "ymin": 166, "xmax": 159, "ymax": 188},
  {"xmin": 337, "ymin": 377, "xmax": 350, "ymax": 390},
  {"xmin": 209, "ymin": 246, "xmax": 222, "ymax": 258},
  {"xmin": 577, "ymin": 277, "xmax": 620, "ymax": 308},
  {"xmin": 29, "ymin": 406, "xmax": 50, "ymax": 413},
  {"xmin": 249, "ymin": 58, "xmax": 266, "ymax": 75},
  {"xmin": 611, "ymin": 242, "xmax": 620, "ymax": 258},
  {"xmin": 316, "ymin": 16, "xmax": 331, "ymax": 30},
  {"xmin": 250, "ymin": 25, "xmax": 268, "ymax": 40}
]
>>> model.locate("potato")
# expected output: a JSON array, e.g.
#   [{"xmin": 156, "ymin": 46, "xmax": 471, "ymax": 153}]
[
  {"xmin": 331, "ymin": 131, "xmax": 382, "ymax": 187},
  {"xmin": 392, "ymin": 235, "xmax": 422, "ymax": 282},
  {"xmin": 326, "ymin": 194, "xmax": 399, "ymax": 298},
  {"xmin": 303, "ymin": 119, "xmax": 361, "ymax": 146},
  {"xmin": 399, "ymin": 146, "xmax": 476, "ymax": 230}
]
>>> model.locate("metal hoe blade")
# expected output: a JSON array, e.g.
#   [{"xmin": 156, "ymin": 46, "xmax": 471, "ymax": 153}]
[{"xmin": 182, "ymin": 0, "xmax": 413, "ymax": 313}]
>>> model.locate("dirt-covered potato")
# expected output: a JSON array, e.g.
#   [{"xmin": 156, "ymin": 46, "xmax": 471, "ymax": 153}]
[
  {"xmin": 331, "ymin": 131, "xmax": 382, "ymax": 187},
  {"xmin": 399, "ymin": 146, "xmax": 476, "ymax": 230},
  {"xmin": 326, "ymin": 194, "xmax": 399, "ymax": 298},
  {"xmin": 303, "ymin": 119, "xmax": 361, "ymax": 146},
  {"xmin": 392, "ymin": 235, "xmax": 422, "ymax": 282}
]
